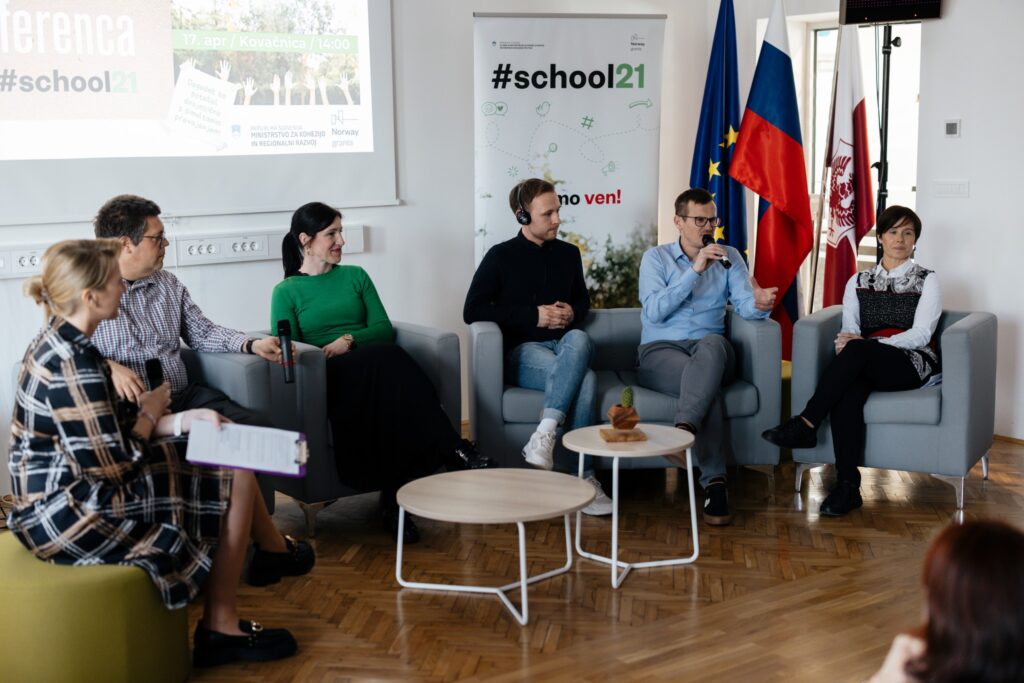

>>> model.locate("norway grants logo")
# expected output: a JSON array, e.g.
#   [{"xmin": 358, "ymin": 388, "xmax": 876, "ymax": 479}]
[{"xmin": 827, "ymin": 138, "xmax": 855, "ymax": 248}]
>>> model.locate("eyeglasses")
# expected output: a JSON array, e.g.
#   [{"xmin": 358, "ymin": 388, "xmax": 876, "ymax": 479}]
[
  {"xmin": 677, "ymin": 215, "xmax": 722, "ymax": 228},
  {"xmin": 140, "ymin": 233, "xmax": 167, "ymax": 245}
]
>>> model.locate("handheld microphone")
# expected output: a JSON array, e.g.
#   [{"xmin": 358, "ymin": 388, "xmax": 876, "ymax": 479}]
[
  {"xmin": 277, "ymin": 320, "xmax": 295, "ymax": 384},
  {"xmin": 701, "ymin": 234, "xmax": 732, "ymax": 269},
  {"xmin": 144, "ymin": 358, "xmax": 164, "ymax": 391}
]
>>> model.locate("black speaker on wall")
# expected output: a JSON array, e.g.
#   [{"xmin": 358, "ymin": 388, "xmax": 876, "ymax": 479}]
[{"xmin": 840, "ymin": 0, "xmax": 941, "ymax": 24}]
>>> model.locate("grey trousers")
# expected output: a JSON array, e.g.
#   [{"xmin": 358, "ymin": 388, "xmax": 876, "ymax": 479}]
[{"xmin": 636, "ymin": 335, "xmax": 736, "ymax": 486}]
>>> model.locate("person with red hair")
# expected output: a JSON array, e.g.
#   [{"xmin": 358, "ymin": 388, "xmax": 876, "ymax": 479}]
[{"xmin": 871, "ymin": 519, "xmax": 1024, "ymax": 682}]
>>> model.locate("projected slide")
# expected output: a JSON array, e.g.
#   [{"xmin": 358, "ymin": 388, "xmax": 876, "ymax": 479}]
[{"xmin": 0, "ymin": 0, "xmax": 373, "ymax": 160}]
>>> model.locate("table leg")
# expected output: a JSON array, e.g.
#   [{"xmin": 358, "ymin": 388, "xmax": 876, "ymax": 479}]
[
  {"xmin": 574, "ymin": 449, "xmax": 700, "ymax": 587},
  {"xmin": 396, "ymin": 508, "xmax": 575, "ymax": 626}
]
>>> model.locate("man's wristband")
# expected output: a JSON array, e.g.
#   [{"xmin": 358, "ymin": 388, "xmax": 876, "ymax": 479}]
[
  {"xmin": 243, "ymin": 338, "xmax": 256, "ymax": 354},
  {"xmin": 173, "ymin": 412, "xmax": 185, "ymax": 437}
]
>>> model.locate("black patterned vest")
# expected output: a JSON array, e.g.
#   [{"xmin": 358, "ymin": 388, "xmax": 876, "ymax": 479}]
[{"xmin": 855, "ymin": 263, "xmax": 940, "ymax": 381}]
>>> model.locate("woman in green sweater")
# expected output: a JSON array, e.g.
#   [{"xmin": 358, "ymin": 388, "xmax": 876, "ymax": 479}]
[{"xmin": 271, "ymin": 202, "xmax": 495, "ymax": 543}]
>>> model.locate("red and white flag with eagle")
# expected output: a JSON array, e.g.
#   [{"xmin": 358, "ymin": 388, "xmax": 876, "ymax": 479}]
[{"xmin": 824, "ymin": 26, "xmax": 875, "ymax": 306}]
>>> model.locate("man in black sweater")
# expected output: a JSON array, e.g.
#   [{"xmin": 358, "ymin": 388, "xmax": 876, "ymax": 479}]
[{"xmin": 464, "ymin": 178, "xmax": 611, "ymax": 515}]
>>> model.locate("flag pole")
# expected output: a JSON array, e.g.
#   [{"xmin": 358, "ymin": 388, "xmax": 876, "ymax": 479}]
[{"xmin": 808, "ymin": 25, "xmax": 843, "ymax": 316}]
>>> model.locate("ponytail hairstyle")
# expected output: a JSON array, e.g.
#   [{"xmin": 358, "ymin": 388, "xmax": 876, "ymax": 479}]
[
  {"xmin": 24, "ymin": 239, "xmax": 122, "ymax": 320},
  {"xmin": 281, "ymin": 202, "xmax": 343, "ymax": 277}
]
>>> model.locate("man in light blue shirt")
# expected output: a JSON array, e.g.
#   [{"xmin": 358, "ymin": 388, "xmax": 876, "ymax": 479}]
[{"xmin": 638, "ymin": 188, "xmax": 776, "ymax": 525}]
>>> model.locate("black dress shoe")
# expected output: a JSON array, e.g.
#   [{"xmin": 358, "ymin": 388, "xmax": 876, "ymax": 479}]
[
  {"xmin": 193, "ymin": 620, "xmax": 297, "ymax": 667},
  {"xmin": 381, "ymin": 505, "xmax": 420, "ymax": 544},
  {"xmin": 819, "ymin": 481, "xmax": 863, "ymax": 517},
  {"xmin": 445, "ymin": 439, "xmax": 498, "ymax": 471},
  {"xmin": 761, "ymin": 416, "xmax": 817, "ymax": 449},
  {"xmin": 247, "ymin": 535, "xmax": 316, "ymax": 587}
]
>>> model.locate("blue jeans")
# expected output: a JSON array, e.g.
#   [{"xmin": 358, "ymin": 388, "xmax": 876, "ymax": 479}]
[{"xmin": 507, "ymin": 329, "xmax": 597, "ymax": 473}]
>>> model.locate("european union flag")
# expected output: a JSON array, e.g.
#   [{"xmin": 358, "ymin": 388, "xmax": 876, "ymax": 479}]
[{"xmin": 690, "ymin": 0, "xmax": 746, "ymax": 259}]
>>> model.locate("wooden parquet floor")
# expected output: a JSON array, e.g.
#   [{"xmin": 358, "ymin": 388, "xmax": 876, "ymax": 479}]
[{"xmin": 188, "ymin": 441, "xmax": 1024, "ymax": 682}]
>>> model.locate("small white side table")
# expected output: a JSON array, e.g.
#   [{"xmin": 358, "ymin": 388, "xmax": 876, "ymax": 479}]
[
  {"xmin": 395, "ymin": 469, "xmax": 595, "ymax": 625},
  {"xmin": 562, "ymin": 424, "xmax": 697, "ymax": 588}
]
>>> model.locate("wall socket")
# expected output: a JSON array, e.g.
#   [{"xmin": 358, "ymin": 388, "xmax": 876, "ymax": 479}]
[{"xmin": 0, "ymin": 224, "xmax": 366, "ymax": 279}]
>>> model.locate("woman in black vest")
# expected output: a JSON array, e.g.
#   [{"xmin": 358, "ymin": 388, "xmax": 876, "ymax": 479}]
[{"xmin": 762, "ymin": 206, "xmax": 942, "ymax": 516}]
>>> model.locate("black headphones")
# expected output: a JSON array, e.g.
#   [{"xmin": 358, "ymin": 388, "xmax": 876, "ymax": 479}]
[{"xmin": 514, "ymin": 182, "xmax": 531, "ymax": 225}]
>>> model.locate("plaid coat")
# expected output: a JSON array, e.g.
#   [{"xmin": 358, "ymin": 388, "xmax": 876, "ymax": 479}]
[{"xmin": 6, "ymin": 320, "xmax": 232, "ymax": 609}]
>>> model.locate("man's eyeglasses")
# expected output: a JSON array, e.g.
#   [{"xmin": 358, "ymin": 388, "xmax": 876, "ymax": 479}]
[
  {"xmin": 677, "ymin": 215, "xmax": 722, "ymax": 228},
  {"xmin": 140, "ymin": 233, "xmax": 167, "ymax": 245}
]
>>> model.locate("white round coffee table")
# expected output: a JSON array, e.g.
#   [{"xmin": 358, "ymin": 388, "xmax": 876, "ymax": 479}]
[
  {"xmin": 395, "ymin": 468, "xmax": 594, "ymax": 625},
  {"xmin": 562, "ymin": 423, "xmax": 697, "ymax": 587}
]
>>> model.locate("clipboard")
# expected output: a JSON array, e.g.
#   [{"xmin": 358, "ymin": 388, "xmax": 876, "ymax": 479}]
[{"xmin": 185, "ymin": 421, "xmax": 308, "ymax": 477}]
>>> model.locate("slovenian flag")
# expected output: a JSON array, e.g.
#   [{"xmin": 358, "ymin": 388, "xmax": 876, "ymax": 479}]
[
  {"xmin": 730, "ymin": 0, "xmax": 813, "ymax": 359},
  {"xmin": 824, "ymin": 25, "xmax": 875, "ymax": 307},
  {"xmin": 690, "ymin": 0, "xmax": 746, "ymax": 258}
]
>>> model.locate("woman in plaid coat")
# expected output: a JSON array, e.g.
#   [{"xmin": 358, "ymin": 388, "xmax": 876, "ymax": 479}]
[{"xmin": 6, "ymin": 239, "xmax": 308, "ymax": 667}]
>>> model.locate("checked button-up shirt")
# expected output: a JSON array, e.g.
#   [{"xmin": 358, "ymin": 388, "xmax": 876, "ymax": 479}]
[{"xmin": 93, "ymin": 269, "xmax": 249, "ymax": 395}]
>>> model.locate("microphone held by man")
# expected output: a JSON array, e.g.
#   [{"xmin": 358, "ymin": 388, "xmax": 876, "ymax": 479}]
[{"xmin": 701, "ymin": 233, "xmax": 732, "ymax": 269}]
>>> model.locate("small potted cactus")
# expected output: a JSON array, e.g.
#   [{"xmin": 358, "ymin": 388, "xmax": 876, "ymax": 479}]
[{"xmin": 607, "ymin": 386, "xmax": 640, "ymax": 430}]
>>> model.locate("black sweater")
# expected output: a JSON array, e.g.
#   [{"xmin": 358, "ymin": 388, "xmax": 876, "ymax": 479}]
[{"xmin": 463, "ymin": 231, "xmax": 590, "ymax": 351}]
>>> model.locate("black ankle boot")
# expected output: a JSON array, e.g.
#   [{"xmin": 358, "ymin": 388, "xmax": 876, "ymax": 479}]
[
  {"xmin": 381, "ymin": 505, "xmax": 420, "ymax": 544},
  {"xmin": 761, "ymin": 416, "xmax": 817, "ymax": 449},
  {"xmin": 445, "ymin": 439, "xmax": 498, "ymax": 470},
  {"xmin": 819, "ymin": 481, "xmax": 863, "ymax": 517}
]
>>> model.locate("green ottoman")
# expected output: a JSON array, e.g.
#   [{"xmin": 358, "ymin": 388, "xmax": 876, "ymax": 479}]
[{"xmin": 0, "ymin": 532, "xmax": 190, "ymax": 683}]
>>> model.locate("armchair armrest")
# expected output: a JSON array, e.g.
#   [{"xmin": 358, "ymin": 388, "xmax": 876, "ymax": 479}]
[
  {"xmin": 468, "ymin": 321, "xmax": 504, "ymax": 442},
  {"xmin": 728, "ymin": 310, "xmax": 781, "ymax": 389},
  {"xmin": 938, "ymin": 312, "xmax": 997, "ymax": 463},
  {"xmin": 394, "ymin": 321, "xmax": 461, "ymax": 430},
  {"xmin": 791, "ymin": 306, "xmax": 843, "ymax": 412},
  {"xmin": 181, "ymin": 346, "xmax": 271, "ymax": 416}
]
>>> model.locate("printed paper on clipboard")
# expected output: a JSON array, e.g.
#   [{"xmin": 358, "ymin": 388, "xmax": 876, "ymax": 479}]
[{"xmin": 185, "ymin": 421, "xmax": 308, "ymax": 477}]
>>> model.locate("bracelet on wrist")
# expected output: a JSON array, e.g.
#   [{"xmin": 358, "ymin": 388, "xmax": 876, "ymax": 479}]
[
  {"xmin": 173, "ymin": 412, "xmax": 185, "ymax": 437},
  {"xmin": 138, "ymin": 409, "xmax": 158, "ymax": 429},
  {"xmin": 243, "ymin": 338, "xmax": 256, "ymax": 354}
]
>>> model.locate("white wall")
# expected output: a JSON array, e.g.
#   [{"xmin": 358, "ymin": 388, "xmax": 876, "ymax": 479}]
[
  {"xmin": 915, "ymin": 0, "xmax": 1024, "ymax": 438},
  {"xmin": 0, "ymin": 0, "xmax": 710, "ymax": 495}
]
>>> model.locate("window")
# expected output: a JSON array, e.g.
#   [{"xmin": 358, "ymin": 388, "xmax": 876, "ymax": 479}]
[{"xmin": 805, "ymin": 21, "xmax": 921, "ymax": 312}]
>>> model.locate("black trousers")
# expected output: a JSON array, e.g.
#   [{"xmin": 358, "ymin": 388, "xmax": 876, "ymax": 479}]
[
  {"xmin": 324, "ymin": 343, "xmax": 457, "ymax": 508},
  {"xmin": 800, "ymin": 339, "xmax": 924, "ymax": 487}
]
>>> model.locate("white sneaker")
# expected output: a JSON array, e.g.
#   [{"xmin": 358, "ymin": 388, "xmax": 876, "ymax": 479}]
[
  {"xmin": 522, "ymin": 430, "xmax": 556, "ymax": 470},
  {"xmin": 581, "ymin": 475, "xmax": 613, "ymax": 516}
]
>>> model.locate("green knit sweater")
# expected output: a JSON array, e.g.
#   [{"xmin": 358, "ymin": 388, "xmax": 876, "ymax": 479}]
[{"xmin": 270, "ymin": 265, "xmax": 395, "ymax": 348}]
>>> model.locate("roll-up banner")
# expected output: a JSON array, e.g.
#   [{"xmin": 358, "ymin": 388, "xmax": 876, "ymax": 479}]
[{"xmin": 474, "ymin": 14, "xmax": 665, "ymax": 307}]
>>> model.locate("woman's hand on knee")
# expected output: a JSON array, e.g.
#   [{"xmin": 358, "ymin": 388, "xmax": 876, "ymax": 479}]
[
  {"xmin": 835, "ymin": 332, "xmax": 863, "ymax": 354},
  {"xmin": 180, "ymin": 409, "xmax": 232, "ymax": 433}
]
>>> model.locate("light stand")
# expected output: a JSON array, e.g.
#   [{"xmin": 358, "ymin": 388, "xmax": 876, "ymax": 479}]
[{"xmin": 874, "ymin": 24, "xmax": 901, "ymax": 262}]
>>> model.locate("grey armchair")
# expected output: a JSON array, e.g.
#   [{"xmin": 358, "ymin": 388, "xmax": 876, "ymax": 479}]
[
  {"xmin": 469, "ymin": 308, "xmax": 782, "ymax": 480},
  {"xmin": 790, "ymin": 307, "xmax": 997, "ymax": 508},
  {"xmin": 259, "ymin": 322, "xmax": 462, "ymax": 536}
]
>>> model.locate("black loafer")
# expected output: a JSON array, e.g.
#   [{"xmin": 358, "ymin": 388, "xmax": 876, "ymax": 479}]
[
  {"xmin": 761, "ymin": 417, "xmax": 817, "ymax": 449},
  {"xmin": 446, "ymin": 439, "xmax": 498, "ymax": 471},
  {"xmin": 247, "ymin": 535, "xmax": 315, "ymax": 587},
  {"xmin": 193, "ymin": 619, "xmax": 297, "ymax": 667}
]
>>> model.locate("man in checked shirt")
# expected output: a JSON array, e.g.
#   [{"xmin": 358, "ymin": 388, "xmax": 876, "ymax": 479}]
[{"xmin": 91, "ymin": 194, "xmax": 315, "ymax": 587}]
